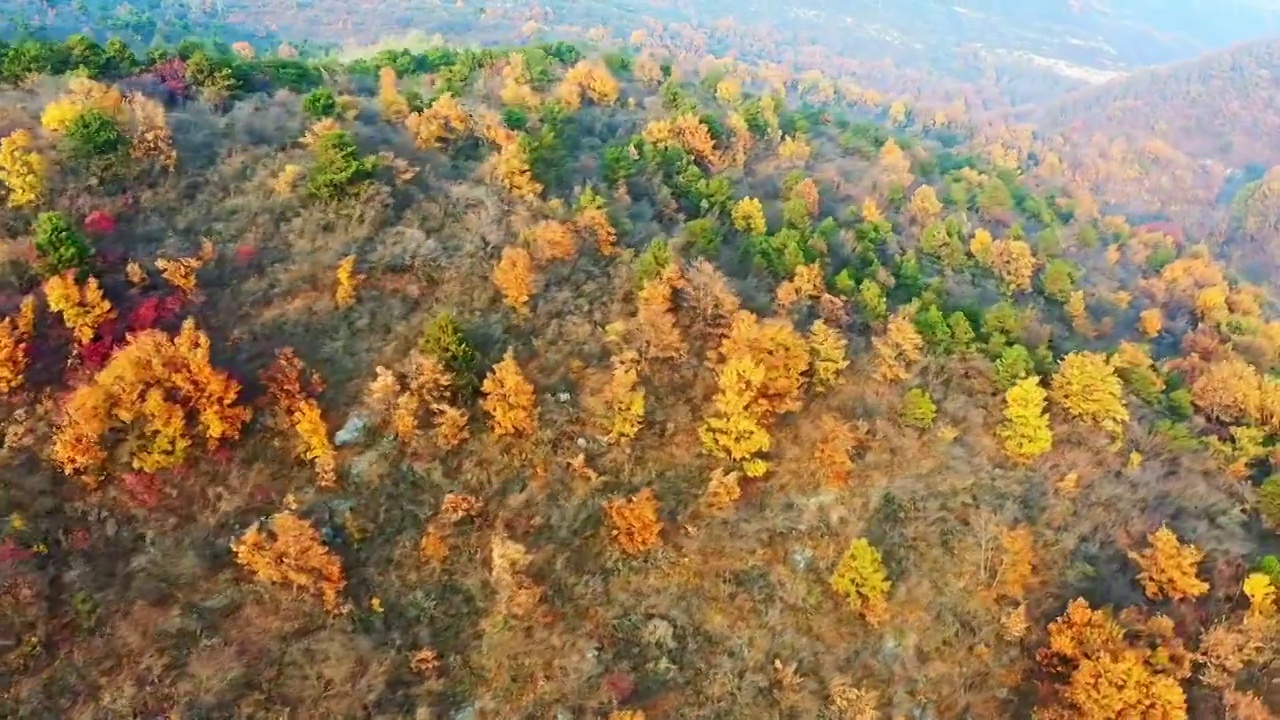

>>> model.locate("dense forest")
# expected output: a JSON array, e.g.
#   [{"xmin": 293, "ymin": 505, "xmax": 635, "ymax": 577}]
[{"xmin": 1, "ymin": 10, "xmax": 1280, "ymax": 720}]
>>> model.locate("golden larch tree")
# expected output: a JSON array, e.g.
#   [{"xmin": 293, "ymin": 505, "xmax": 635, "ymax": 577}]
[
  {"xmin": 807, "ymin": 320, "xmax": 849, "ymax": 391},
  {"xmin": 493, "ymin": 246, "xmax": 537, "ymax": 313},
  {"xmin": 716, "ymin": 310, "xmax": 811, "ymax": 417},
  {"xmin": 260, "ymin": 348, "xmax": 338, "ymax": 487},
  {"xmin": 871, "ymin": 309, "xmax": 925, "ymax": 383},
  {"xmin": 699, "ymin": 356, "xmax": 773, "ymax": 478},
  {"xmin": 0, "ymin": 296, "xmax": 37, "ymax": 394},
  {"xmin": 481, "ymin": 348, "xmax": 538, "ymax": 437},
  {"xmin": 1138, "ymin": 308, "xmax": 1163, "ymax": 338},
  {"xmin": 997, "ymin": 376, "xmax": 1053, "ymax": 463},
  {"xmin": 731, "ymin": 196, "xmax": 768, "ymax": 235},
  {"xmin": 1049, "ymin": 351, "xmax": 1129, "ymax": 437},
  {"xmin": 334, "ymin": 254, "xmax": 361, "ymax": 309},
  {"xmin": 1034, "ymin": 598, "xmax": 1189, "ymax": 720},
  {"xmin": 599, "ymin": 350, "xmax": 645, "ymax": 443},
  {"xmin": 633, "ymin": 270, "xmax": 687, "ymax": 361},
  {"xmin": 603, "ymin": 487, "xmax": 663, "ymax": 554},
  {"xmin": 876, "ymin": 138, "xmax": 914, "ymax": 189},
  {"xmin": 406, "ymin": 92, "xmax": 470, "ymax": 150},
  {"xmin": 232, "ymin": 510, "xmax": 347, "ymax": 613},
  {"xmin": 987, "ymin": 238, "xmax": 1038, "ymax": 294},
  {"xmin": 993, "ymin": 525, "xmax": 1035, "ymax": 601},
  {"xmin": 830, "ymin": 538, "xmax": 892, "ymax": 626},
  {"xmin": 0, "ymin": 129, "xmax": 47, "ymax": 208},
  {"xmin": 378, "ymin": 66, "xmax": 411, "ymax": 122},
  {"xmin": 1127, "ymin": 526, "xmax": 1209, "ymax": 601},
  {"xmin": 907, "ymin": 185, "xmax": 942, "ymax": 224},
  {"xmin": 43, "ymin": 272, "xmax": 115, "ymax": 345},
  {"xmin": 51, "ymin": 318, "xmax": 251, "ymax": 483},
  {"xmin": 527, "ymin": 219, "xmax": 578, "ymax": 264},
  {"xmin": 556, "ymin": 60, "xmax": 620, "ymax": 109},
  {"xmin": 126, "ymin": 93, "xmax": 177, "ymax": 170}
]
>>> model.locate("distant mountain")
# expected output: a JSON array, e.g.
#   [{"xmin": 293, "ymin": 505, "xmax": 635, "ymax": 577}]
[{"xmin": 1032, "ymin": 36, "xmax": 1280, "ymax": 169}]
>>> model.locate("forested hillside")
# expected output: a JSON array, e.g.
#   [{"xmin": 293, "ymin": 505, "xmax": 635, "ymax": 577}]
[{"xmin": 1, "ymin": 24, "xmax": 1279, "ymax": 720}]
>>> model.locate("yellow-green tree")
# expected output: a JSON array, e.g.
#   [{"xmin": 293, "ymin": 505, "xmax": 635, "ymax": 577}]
[
  {"xmin": 830, "ymin": 538, "xmax": 891, "ymax": 625},
  {"xmin": 0, "ymin": 129, "xmax": 47, "ymax": 208},
  {"xmin": 997, "ymin": 376, "xmax": 1053, "ymax": 463},
  {"xmin": 1049, "ymin": 351, "xmax": 1129, "ymax": 437},
  {"xmin": 731, "ymin": 196, "xmax": 767, "ymax": 235}
]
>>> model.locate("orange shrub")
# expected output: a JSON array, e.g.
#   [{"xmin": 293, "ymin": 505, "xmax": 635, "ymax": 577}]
[
  {"xmin": 232, "ymin": 510, "xmax": 347, "ymax": 612},
  {"xmin": 604, "ymin": 487, "xmax": 663, "ymax": 554},
  {"xmin": 51, "ymin": 318, "xmax": 251, "ymax": 484},
  {"xmin": 480, "ymin": 349, "xmax": 538, "ymax": 437},
  {"xmin": 43, "ymin": 272, "xmax": 115, "ymax": 346}
]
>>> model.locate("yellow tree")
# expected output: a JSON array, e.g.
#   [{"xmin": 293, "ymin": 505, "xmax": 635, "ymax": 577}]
[
  {"xmin": 1034, "ymin": 598, "xmax": 1189, "ymax": 720},
  {"xmin": 907, "ymin": 185, "xmax": 942, "ymax": 225},
  {"xmin": 603, "ymin": 487, "xmax": 663, "ymax": 554},
  {"xmin": 871, "ymin": 310, "xmax": 925, "ymax": 383},
  {"xmin": 481, "ymin": 349, "xmax": 538, "ymax": 437},
  {"xmin": 493, "ymin": 246, "xmax": 536, "ymax": 313},
  {"xmin": 997, "ymin": 376, "xmax": 1053, "ymax": 463},
  {"xmin": 334, "ymin": 254, "xmax": 361, "ymax": 308},
  {"xmin": 699, "ymin": 356, "xmax": 773, "ymax": 477},
  {"xmin": 0, "ymin": 296, "xmax": 36, "ymax": 394},
  {"xmin": 233, "ymin": 510, "xmax": 347, "ymax": 613},
  {"xmin": 406, "ymin": 92, "xmax": 470, "ymax": 150},
  {"xmin": 0, "ymin": 129, "xmax": 47, "ymax": 208},
  {"xmin": 987, "ymin": 238, "xmax": 1038, "ymax": 294},
  {"xmin": 877, "ymin": 138, "xmax": 914, "ymax": 189},
  {"xmin": 634, "ymin": 271, "xmax": 687, "ymax": 361},
  {"xmin": 260, "ymin": 348, "xmax": 338, "ymax": 487},
  {"xmin": 44, "ymin": 273, "xmax": 115, "ymax": 345},
  {"xmin": 731, "ymin": 197, "xmax": 767, "ymax": 235},
  {"xmin": 556, "ymin": 60, "xmax": 620, "ymax": 109},
  {"xmin": 1127, "ymin": 526, "xmax": 1209, "ymax": 601},
  {"xmin": 126, "ymin": 93, "xmax": 177, "ymax": 170},
  {"xmin": 1138, "ymin": 308, "xmax": 1163, "ymax": 338},
  {"xmin": 378, "ymin": 67, "xmax": 410, "ymax": 122},
  {"xmin": 51, "ymin": 318, "xmax": 251, "ymax": 483},
  {"xmin": 716, "ymin": 310, "xmax": 810, "ymax": 418},
  {"xmin": 599, "ymin": 351, "xmax": 645, "ymax": 443},
  {"xmin": 807, "ymin": 320, "xmax": 849, "ymax": 391},
  {"xmin": 830, "ymin": 538, "xmax": 891, "ymax": 626},
  {"xmin": 1049, "ymin": 351, "xmax": 1129, "ymax": 437}
]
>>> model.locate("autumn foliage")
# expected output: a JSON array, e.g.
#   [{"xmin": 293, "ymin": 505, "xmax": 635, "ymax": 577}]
[
  {"xmin": 260, "ymin": 348, "xmax": 338, "ymax": 487},
  {"xmin": 1128, "ymin": 526, "xmax": 1209, "ymax": 601},
  {"xmin": 44, "ymin": 272, "xmax": 115, "ymax": 345},
  {"xmin": 480, "ymin": 349, "xmax": 538, "ymax": 437},
  {"xmin": 0, "ymin": 129, "xmax": 47, "ymax": 208},
  {"xmin": 830, "ymin": 538, "xmax": 891, "ymax": 626},
  {"xmin": 1049, "ymin": 351, "xmax": 1129, "ymax": 437},
  {"xmin": 603, "ymin": 487, "xmax": 663, "ymax": 554},
  {"xmin": 996, "ymin": 376, "xmax": 1053, "ymax": 463},
  {"xmin": 51, "ymin": 318, "xmax": 251, "ymax": 484},
  {"xmin": 232, "ymin": 510, "xmax": 347, "ymax": 613},
  {"xmin": 0, "ymin": 297, "xmax": 37, "ymax": 395},
  {"xmin": 1034, "ymin": 598, "xmax": 1189, "ymax": 720}
]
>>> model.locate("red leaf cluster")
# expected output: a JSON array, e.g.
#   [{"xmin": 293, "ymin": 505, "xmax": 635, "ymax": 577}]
[
  {"xmin": 119, "ymin": 472, "xmax": 164, "ymax": 508},
  {"xmin": 83, "ymin": 210, "xmax": 116, "ymax": 236}
]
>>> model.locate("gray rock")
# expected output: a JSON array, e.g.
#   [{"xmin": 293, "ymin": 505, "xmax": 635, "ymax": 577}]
[
  {"xmin": 451, "ymin": 703, "xmax": 477, "ymax": 720},
  {"xmin": 788, "ymin": 547, "xmax": 814, "ymax": 572},
  {"xmin": 334, "ymin": 413, "xmax": 369, "ymax": 447}
]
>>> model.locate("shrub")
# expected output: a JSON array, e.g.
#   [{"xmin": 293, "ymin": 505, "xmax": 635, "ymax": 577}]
[
  {"xmin": 34, "ymin": 211, "xmax": 93, "ymax": 276},
  {"xmin": 302, "ymin": 87, "xmax": 338, "ymax": 118},
  {"xmin": 307, "ymin": 130, "xmax": 376, "ymax": 200},
  {"xmin": 899, "ymin": 387, "xmax": 936, "ymax": 429},
  {"xmin": 1260, "ymin": 475, "xmax": 1280, "ymax": 528},
  {"xmin": 64, "ymin": 108, "xmax": 128, "ymax": 160},
  {"xmin": 422, "ymin": 311, "xmax": 478, "ymax": 389}
]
